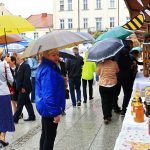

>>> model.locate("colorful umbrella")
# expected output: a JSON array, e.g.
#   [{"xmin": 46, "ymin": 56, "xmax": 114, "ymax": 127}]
[
  {"xmin": 0, "ymin": 34, "xmax": 22, "ymax": 44},
  {"xmin": 96, "ymin": 26, "xmax": 133, "ymax": 42},
  {"xmin": 0, "ymin": 15, "xmax": 35, "ymax": 35}
]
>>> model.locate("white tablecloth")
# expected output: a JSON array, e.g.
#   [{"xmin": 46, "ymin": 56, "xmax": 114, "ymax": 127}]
[
  {"xmin": 132, "ymin": 72, "xmax": 150, "ymax": 96},
  {"xmin": 114, "ymin": 73, "xmax": 150, "ymax": 150}
]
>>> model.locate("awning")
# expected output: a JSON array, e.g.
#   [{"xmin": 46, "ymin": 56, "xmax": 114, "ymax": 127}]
[{"xmin": 124, "ymin": 0, "xmax": 150, "ymax": 41}]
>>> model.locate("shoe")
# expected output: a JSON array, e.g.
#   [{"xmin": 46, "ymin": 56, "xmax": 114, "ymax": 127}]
[
  {"xmin": 121, "ymin": 110, "xmax": 126, "ymax": 117},
  {"xmin": 13, "ymin": 118, "xmax": 18, "ymax": 124},
  {"xmin": 19, "ymin": 113, "xmax": 23, "ymax": 119},
  {"xmin": 62, "ymin": 111, "xmax": 66, "ymax": 115},
  {"xmin": 104, "ymin": 119, "xmax": 109, "ymax": 125},
  {"xmin": 24, "ymin": 117, "xmax": 36, "ymax": 121},
  {"xmin": 114, "ymin": 108, "xmax": 121, "ymax": 114},
  {"xmin": 89, "ymin": 97, "xmax": 94, "ymax": 100},
  {"xmin": 77, "ymin": 101, "xmax": 81, "ymax": 106},
  {"xmin": 0, "ymin": 140, "xmax": 9, "ymax": 147},
  {"xmin": 83, "ymin": 100, "xmax": 87, "ymax": 103},
  {"xmin": 107, "ymin": 117, "xmax": 112, "ymax": 121},
  {"xmin": 31, "ymin": 100, "xmax": 35, "ymax": 103}
]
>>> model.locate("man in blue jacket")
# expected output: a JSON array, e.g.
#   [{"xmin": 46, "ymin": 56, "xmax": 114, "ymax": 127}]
[{"xmin": 36, "ymin": 49, "xmax": 66, "ymax": 150}]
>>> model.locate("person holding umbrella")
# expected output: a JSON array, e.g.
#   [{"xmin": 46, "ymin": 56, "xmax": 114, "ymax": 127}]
[
  {"xmin": 97, "ymin": 57, "xmax": 119, "ymax": 124},
  {"xmin": 36, "ymin": 49, "xmax": 66, "ymax": 150}
]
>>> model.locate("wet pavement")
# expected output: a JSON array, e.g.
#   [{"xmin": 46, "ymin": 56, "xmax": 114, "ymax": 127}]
[{"xmin": 2, "ymin": 84, "xmax": 123, "ymax": 150}]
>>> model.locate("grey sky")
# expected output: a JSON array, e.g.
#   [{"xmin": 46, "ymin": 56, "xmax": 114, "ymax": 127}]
[{"xmin": 0, "ymin": 0, "xmax": 53, "ymax": 17}]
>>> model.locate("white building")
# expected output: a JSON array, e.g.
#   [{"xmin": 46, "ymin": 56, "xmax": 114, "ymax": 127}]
[{"xmin": 53, "ymin": 0, "xmax": 130, "ymax": 32}]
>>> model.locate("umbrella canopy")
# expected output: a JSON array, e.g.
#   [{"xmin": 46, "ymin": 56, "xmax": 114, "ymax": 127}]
[
  {"xmin": 0, "ymin": 34, "xmax": 22, "ymax": 44},
  {"xmin": 3, "ymin": 43, "xmax": 25, "ymax": 53},
  {"xmin": 130, "ymin": 46, "xmax": 142, "ymax": 53},
  {"xmin": 96, "ymin": 26, "xmax": 133, "ymax": 41},
  {"xmin": 23, "ymin": 30, "xmax": 87, "ymax": 58},
  {"xmin": 0, "ymin": 15, "xmax": 35, "ymax": 35},
  {"xmin": 87, "ymin": 38, "xmax": 124, "ymax": 62},
  {"xmin": 59, "ymin": 49, "xmax": 75, "ymax": 59},
  {"xmin": 76, "ymin": 32, "xmax": 96, "ymax": 43}
]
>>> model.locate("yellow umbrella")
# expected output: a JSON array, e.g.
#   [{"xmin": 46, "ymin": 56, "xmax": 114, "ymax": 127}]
[{"xmin": 0, "ymin": 15, "xmax": 35, "ymax": 35}]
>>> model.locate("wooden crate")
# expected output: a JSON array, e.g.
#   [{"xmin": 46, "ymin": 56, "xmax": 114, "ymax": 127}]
[{"xmin": 143, "ymin": 43, "xmax": 150, "ymax": 77}]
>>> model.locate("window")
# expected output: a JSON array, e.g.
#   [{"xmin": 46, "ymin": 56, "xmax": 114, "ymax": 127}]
[
  {"xmin": 110, "ymin": 17, "xmax": 115, "ymax": 28},
  {"xmin": 96, "ymin": 0, "xmax": 101, "ymax": 9},
  {"xmin": 95, "ymin": 17, "xmax": 102, "ymax": 31},
  {"xmin": 109, "ymin": 0, "xmax": 115, "ymax": 8},
  {"xmin": 34, "ymin": 32, "xmax": 39, "ymax": 40},
  {"xmin": 126, "ymin": 17, "xmax": 130, "ymax": 22},
  {"xmin": 60, "ymin": 19, "xmax": 65, "ymax": 29},
  {"xmin": 60, "ymin": 0, "xmax": 64, "ymax": 11},
  {"xmin": 83, "ymin": 0, "xmax": 88, "ymax": 10},
  {"xmin": 68, "ymin": 0, "xmax": 72, "ymax": 10},
  {"xmin": 83, "ymin": 18, "xmax": 88, "ymax": 29},
  {"xmin": 68, "ymin": 19, "xmax": 73, "ymax": 29}
]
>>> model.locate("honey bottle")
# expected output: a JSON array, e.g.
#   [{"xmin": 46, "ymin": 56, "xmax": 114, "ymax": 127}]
[{"xmin": 132, "ymin": 90, "xmax": 141, "ymax": 115}]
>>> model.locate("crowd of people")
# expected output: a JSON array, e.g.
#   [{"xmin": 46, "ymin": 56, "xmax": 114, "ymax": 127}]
[{"xmin": 0, "ymin": 40, "xmax": 142, "ymax": 149}]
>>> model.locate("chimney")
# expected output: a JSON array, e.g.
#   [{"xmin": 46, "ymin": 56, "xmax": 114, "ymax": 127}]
[{"xmin": 41, "ymin": 13, "xmax": 47, "ymax": 17}]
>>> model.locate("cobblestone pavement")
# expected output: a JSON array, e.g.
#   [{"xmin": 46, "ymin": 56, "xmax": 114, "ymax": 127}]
[{"xmin": 2, "ymin": 84, "xmax": 123, "ymax": 150}]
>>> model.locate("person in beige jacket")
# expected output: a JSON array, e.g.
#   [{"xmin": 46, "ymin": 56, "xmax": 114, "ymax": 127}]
[{"xmin": 97, "ymin": 58, "xmax": 119, "ymax": 124}]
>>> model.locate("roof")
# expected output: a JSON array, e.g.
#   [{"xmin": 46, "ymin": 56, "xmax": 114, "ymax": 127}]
[
  {"xmin": 0, "ymin": 3, "xmax": 13, "ymax": 15},
  {"xmin": 27, "ymin": 13, "xmax": 53, "ymax": 29}
]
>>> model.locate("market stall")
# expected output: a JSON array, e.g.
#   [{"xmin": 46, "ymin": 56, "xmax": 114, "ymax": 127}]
[{"xmin": 114, "ymin": 72, "xmax": 150, "ymax": 150}]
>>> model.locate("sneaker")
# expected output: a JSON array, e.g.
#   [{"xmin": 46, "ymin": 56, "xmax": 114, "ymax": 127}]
[{"xmin": 77, "ymin": 101, "xmax": 81, "ymax": 106}]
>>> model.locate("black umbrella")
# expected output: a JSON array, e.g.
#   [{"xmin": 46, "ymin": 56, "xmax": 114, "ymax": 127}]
[
  {"xmin": 59, "ymin": 49, "xmax": 76, "ymax": 59},
  {"xmin": 87, "ymin": 38, "xmax": 124, "ymax": 62}
]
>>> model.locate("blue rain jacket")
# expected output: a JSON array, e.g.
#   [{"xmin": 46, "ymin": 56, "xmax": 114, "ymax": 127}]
[{"xmin": 35, "ymin": 57, "xmax": 66, "ymax": 117}]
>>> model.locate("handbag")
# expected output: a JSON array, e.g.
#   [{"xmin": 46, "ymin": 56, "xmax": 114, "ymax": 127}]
[{"xmin": 4, "ymin": 63, "xmax": 15, "ymax": 95}]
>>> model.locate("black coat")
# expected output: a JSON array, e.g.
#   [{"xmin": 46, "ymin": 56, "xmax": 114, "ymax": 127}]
[
  {"xmin": 66, "ymin": 55, "xmax": 84, "ymax": 78},
  {"xmin": 16, "ymin": 61, "xmax": 32, "ymax": 93}
]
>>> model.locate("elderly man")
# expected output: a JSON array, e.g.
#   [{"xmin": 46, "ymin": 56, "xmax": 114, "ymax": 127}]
[
  {"xmin": 36, "ymin": 49, "xmax": 66, "ymax": 150},
  {"xmin": 13, "ymin": 54, "xmax": 35, "ymax": 123}
]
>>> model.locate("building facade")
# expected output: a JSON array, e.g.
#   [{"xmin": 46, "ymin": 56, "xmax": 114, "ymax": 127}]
[{"xmin": 53, "ymin": 0, "xmax": 130, "ymax": 32}]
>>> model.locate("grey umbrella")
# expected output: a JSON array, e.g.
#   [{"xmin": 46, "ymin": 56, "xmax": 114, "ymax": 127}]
[
  {"xmin": 87, "ymin": 38, "xmax": 124, "ymax": 62},
  {"xmin": 22, "ymin": 30, "xmax": 87, "ymax": 58},
  {"xmin": 59, "ymin": 49, "xmax": 75, "ymax": 59},
  {"xmin": 76, "ymin": 32, "xmax": 96, "ymax": 43}
]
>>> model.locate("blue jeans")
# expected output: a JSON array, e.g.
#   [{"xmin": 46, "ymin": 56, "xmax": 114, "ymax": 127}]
[{"xmin": 69, "ymin": 77, "xmax": 81, "ymax": 106}]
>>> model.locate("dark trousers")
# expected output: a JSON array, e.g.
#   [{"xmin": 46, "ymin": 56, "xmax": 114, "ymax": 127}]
[
  {"xmin": 40, "ymin": 117, "xmax": 58, "ymax": 150},
  {"xmin": 113, "ymin": 78, "xmax": 133, "ymax": 111},
  {"xmin": 31, "ymin": 77, "xmax": 35, "ymax": 101},
  {"xmin": 69, "ymin": 77, "xmax": 81, "ymax": 106},
  {"xmin": 82, "ymin": 79, "xmax": 93, "ymax": 101},
  {"xmin": 14, "ymin": 92, "xmax": 35, "ymax": 121},
  {"xmin": 99, "ymin": 85, "xmax": 116, "ymax": 119}
]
